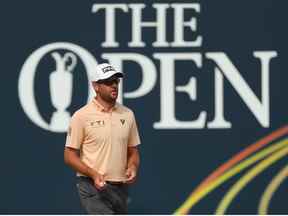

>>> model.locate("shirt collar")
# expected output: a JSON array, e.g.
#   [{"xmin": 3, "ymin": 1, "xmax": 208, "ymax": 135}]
[{"xmin": 92, "ymin": 98, "xmax": 119, "ymax": 112}]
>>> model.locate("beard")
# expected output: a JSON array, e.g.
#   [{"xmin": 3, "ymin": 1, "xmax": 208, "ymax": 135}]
[{"xmin": 99, "ymin": 91, "xmax": 118, "ymax": 103}]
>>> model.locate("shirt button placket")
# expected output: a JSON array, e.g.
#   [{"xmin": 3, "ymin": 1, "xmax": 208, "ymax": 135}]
[{"xmin": 109, "ymin": 111, "xmax": 113, "ymax": 143}]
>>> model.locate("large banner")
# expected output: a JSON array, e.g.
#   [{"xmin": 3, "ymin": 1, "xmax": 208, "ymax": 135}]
[{"xmin": 2, "ymin": 0, "xmax": 288, "ymax": 214}]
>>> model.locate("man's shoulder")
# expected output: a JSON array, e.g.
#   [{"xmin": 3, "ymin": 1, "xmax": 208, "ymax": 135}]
[
  {"xmin": 71, "ymin": 103, "xmax": 92, "ymax": 119},
  {"xmin": 116, "ymin": 103, "xmax": 135, "ymax": 115}
]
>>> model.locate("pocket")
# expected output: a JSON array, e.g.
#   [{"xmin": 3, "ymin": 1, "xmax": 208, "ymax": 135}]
[{"xmin": 77, "ymin": 180, "xmax": 99, "ymax": 199}]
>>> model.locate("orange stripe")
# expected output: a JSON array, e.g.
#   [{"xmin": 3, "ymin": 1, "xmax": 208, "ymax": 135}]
[{"xmin": 194, "ymin": 125, "xmax": 288, "ymax": 193}]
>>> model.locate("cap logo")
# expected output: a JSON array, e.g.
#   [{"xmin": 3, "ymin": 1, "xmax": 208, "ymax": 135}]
[
  {"xmin": 102, "ymin": 66, "xmax": 114, "ymax": 73},
  {"xmin": 120, "ymin": 119, "xmax": 125, "ymax": 125}
]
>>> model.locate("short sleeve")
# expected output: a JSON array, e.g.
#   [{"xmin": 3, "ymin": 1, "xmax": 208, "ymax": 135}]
[
  {"xmin": 65, "ymin": 113, "xmax": 85, "ymax": 149},
  {"xmin": 128, "ymin": 112, "xmax": 141, "ymax": 147}
]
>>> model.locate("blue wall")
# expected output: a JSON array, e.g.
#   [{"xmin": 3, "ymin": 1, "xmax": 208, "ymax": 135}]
[{"xmin": 1, "ymin": 0, "xmax": 288, "ymax": 214}]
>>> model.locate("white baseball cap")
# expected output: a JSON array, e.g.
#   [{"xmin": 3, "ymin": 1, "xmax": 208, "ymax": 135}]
[{"xmin": 91, "ymin": 63, "xmax": 123, "ymax": 82}]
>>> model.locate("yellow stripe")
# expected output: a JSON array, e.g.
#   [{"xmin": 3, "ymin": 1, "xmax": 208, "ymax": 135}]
[
  {"xmin": 215, "ymin": 146, "xmax": 288, "ymax": 214},
  {"xmin": 175, "ymin": 139, "xmax": 288, "ymax": 214},
  {"xmin": 258, "ymin": 164, "xmax": 288, "ymax": 214}
]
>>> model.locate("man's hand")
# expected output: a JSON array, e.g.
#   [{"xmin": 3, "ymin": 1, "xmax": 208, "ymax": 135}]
[
  {"xmin": 92, "ymin": 172, "xmax": 106, "ymax": 190},
  {"xmin": 125, "ymin": 165, "xmax": 137, "ymax": 184}
]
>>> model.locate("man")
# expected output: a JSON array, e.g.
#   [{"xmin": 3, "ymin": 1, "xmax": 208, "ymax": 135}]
[{"xmin": 64, "ymin": 63, "xmax": 141, "ymax": 214}]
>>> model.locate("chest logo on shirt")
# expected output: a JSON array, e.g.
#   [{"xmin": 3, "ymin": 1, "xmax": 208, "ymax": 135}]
[
  {"xmin": 120, "ymin": 119, "xmax": 125, "ymax": 125},
  {"xmin": 90, "ymin": 120, "xmax": 105, "ymax": 126}
]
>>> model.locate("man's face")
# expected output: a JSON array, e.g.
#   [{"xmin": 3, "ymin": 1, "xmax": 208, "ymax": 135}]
[{"xmin": 94, "ymin": 76, "xmax": 120, "ymax": 103}]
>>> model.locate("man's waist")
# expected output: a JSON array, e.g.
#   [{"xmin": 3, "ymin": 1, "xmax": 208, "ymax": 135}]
[{"xmin": 77, "ymin": 176, "xmax": 126, "ymax": 185}]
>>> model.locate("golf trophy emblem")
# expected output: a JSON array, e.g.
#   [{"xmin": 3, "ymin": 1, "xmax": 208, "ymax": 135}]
[{"xmin": 49, "ymin": 52, "xmax": 77, "ymax": 131}]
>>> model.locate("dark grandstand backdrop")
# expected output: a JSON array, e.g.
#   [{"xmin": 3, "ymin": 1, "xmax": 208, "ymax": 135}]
[{"xmin": 1, "ymin": 0, "xmax": 288, "ymax": 214}]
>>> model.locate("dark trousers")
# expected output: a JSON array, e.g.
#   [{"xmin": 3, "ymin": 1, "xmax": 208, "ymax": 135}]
[{"xmin": 76, "ymin": 176, "xmax": 128, "ymax": 214}]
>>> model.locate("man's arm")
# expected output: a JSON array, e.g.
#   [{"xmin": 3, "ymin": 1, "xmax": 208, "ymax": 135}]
[
  {"xmin": 125, "ymin": 146, "xmax": 140, "ymax": 183},
  {"xmin": 64, "ymin": 147, "xmax": 106, "ymax": 189}
]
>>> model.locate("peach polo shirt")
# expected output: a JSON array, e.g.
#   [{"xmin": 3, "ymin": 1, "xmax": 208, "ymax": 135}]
[{"xmin": 65, "ymin": 98, "xmax": 141, "ymax": 181}]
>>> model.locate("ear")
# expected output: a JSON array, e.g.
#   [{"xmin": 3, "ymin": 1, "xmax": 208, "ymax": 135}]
[{"xmin": 92, "ymin": 82, "xmax": 99, "ymax": 91}]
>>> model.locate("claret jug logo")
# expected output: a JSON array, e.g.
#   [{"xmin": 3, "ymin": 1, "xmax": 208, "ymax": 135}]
[
  {"xmin": 18, "ymin": 42, "xmax": 97, "ymax": 132},
  {"xmin": 19, "ymin": 3, "xmax": 278, "ymax": 132}
]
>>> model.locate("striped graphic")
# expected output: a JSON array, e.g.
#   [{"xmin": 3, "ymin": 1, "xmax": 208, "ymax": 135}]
[
  {"xmin": 258, "ymin": 164, "xmax": 288, "ymax": 214},
  {"xmin": 175, "ymin": 125, "xmax": 288, "ymax": 214}
]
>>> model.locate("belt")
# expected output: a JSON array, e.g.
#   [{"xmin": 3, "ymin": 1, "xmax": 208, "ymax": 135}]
[
  {"xmin": 77, "ymin": 176, "xmax": 125, "ymax": 185},
  {"xmin": 106, "ymin": 181, "xmax": 125, "ymax": 185}
]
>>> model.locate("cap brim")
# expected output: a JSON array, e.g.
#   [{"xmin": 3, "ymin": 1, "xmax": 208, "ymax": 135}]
[
  {"xmin": 95, "ymin": 72, "xmax": 123, "ymax": 82},
  {"xmin": 114, "ymin": 72, "xmax": 124, "ymax": 78}
]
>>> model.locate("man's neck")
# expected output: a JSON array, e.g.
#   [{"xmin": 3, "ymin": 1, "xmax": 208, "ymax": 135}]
[{"xmin": 95, "ymin": 96, "xmax": 115, "ymax": 112}]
